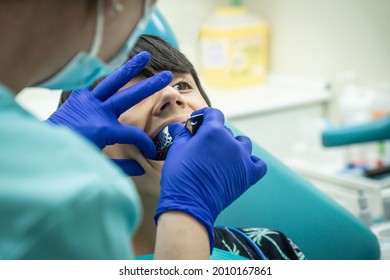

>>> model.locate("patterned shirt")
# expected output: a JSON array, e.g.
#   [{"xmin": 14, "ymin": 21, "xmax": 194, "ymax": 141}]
[{"xmin": 214, "ymin": 226, "xmax": 306, "ymax": 260}]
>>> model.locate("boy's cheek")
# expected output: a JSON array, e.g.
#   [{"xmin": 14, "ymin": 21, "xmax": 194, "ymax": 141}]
[{"xmin": 146, "ymin": 159, "xmax": 164, "ymax": 174}]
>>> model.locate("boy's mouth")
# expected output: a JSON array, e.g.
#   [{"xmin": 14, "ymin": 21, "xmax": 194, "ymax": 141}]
[{"xmin": 153, "ymin": 114, "xmax": 204, "ymax": 161}]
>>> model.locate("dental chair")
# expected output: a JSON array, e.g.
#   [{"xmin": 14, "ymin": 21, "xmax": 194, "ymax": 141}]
[
  {"xmin": 217, "ymin": 123, "xmax": 380, "ymax": 260},
  {"xmin": 322, "ymin": 116, "xmax": 390, "ymax": 179},
  {"xmin": 144, "ymin": 8, "xmax": 380, "ymax": 260}
]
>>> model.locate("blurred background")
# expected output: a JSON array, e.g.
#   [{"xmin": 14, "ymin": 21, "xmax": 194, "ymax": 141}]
[
  {"xmin": 156, "ymin": 0, "xmax": 390, "ymax": 238},
  {"xmin": 159, "ymin": 0, "xmax": 389, "ymax": 87}
]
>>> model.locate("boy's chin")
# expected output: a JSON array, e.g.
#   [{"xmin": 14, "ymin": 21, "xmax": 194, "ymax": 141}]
[{"xmin": 146, "ymin": 158, "xmax": 164, "ymax": 173}]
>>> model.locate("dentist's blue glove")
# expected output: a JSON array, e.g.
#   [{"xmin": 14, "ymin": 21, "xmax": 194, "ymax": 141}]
[
  {"xmin": 47, "ymin": 51, "xmax": 173, "ymax": 176},
  {"xmin": 154, "ymin": 107, "xmax": 267, "ymax": 252}
]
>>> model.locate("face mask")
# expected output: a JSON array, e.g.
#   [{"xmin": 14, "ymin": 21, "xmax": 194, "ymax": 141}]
[{"xmin": 38, "ymin": 0, "xmax": 154, "ymax": 90}]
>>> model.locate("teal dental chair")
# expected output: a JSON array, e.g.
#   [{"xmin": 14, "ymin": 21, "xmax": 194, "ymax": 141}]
[
  {"xmin": 217, "ymin": 123, "xmax": 380, "ymax": 260},
  {"xmin": 144, "ymin": 8, "xmax": 380, "ymax": 260},
  {"xmin": 322, "ymin": 116, "xmax": 390, "ymax": 147},
  {"xmin": 322, "ymin": 116, "xmax": 390, "ymax": 179}
]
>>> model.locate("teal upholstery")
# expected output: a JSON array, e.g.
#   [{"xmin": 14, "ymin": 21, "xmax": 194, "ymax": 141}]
[
  {"xmin": 216, "ymin": 122, "xmax": 380, "ymax": 260},
  {"xmin": 144, "ymin": 7, "xmax": 380, "ymax": 260},
  {"xmin": 144, "ymin": 8, "xmax": 179, "ymax": 49},
  {"xmin": 322, "ymin": 116, "xmax": 390, "ymax": 147}
]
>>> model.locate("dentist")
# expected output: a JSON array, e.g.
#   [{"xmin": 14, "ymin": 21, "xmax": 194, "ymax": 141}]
[{"xmin": 0, "ymin": 0, "xmax": 267, "ymax": 260}]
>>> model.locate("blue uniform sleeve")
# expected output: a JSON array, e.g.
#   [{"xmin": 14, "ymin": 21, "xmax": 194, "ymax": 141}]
[{"xmin": 0, "ymin": 88, "xmax": 141, "ymax": 259}]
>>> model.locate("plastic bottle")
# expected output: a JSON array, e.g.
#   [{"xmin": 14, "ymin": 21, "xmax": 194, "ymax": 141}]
[
  {"xmin": 198, "ymin": 2, "xmax": 268, "ymax": 88},
  {"xmin": 372, "ymin": 81, "xmax": 390, "ymax": 166},
  {"xmin": 335, "ymin": 71, "xmax": 375, "ymax": 169},
  {"xmin": 336, "ymin": 72, "xmax": 374, "ymax": 126}
]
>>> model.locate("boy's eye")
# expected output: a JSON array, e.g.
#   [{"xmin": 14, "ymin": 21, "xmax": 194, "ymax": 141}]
[{"xmin": 173, "ymin": 81, "xmax": 191, "ymax": 91}]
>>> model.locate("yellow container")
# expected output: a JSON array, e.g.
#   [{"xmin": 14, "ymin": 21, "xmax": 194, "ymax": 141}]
[{"xmin": 198, "ymin": 6, "xmax": 269, "ymax": 88}]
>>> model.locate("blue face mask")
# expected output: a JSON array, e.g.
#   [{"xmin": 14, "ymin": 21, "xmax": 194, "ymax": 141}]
[{"xmin": 38, "ymin": 0, "xmax": 154, "ymax": 91}]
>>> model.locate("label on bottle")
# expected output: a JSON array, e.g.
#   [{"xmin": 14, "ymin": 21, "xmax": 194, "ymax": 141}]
[{"xmin": 198, "ymin": 23, "xmax": 268, "ymax": 88}]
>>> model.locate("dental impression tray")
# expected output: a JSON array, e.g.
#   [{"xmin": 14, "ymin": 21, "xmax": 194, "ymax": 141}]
[{"xmin": 153, "ymin": 114, "xmax": 204, "ymax": 160}]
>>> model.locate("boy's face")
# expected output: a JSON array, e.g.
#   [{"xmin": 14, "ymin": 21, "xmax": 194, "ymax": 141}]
[
  {"xmin": 117, "ymin": 72, "xmax": 208, "ymax": 141},
  {"xmin": 103, "ymin": 71, "xmax": 209, "ymax": 192}
]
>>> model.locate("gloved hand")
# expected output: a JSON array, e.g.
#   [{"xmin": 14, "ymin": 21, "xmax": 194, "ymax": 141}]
[
  {"xmin": 154, "ymin": 107, "xmax": 267, "ymax": 252},
  {"xmin": 46, "ymin": 51, "xmax": 173, "ymax": 176}
]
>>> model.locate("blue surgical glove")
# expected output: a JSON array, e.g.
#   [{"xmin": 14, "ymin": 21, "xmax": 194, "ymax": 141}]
[
  {"xmin": 154, "ymin": 107, "xmax": 267, "ymax": 252},
  {"xmin": 47, "ymin": 51, "xmax": 173, "ymax": 176}
]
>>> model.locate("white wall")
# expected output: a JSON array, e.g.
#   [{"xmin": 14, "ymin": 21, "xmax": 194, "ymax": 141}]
[
  {"xmin": 157, "ymin": 0, "xmax": 229, "ymax": 67},
  {"xmin": 157, "ymin": 0, "xmax": 390, "ymax": 88}
]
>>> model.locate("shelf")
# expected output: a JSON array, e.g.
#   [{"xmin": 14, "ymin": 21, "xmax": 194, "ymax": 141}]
[
  {"xmin": 204, "ymin": 73, "xmax": 331, "ymax": 120},
  {"xmin": 286, "ymin": 157, "xmax": 390, "ymax": 191}
]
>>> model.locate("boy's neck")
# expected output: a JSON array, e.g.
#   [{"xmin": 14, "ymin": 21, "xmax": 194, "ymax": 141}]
[{"xmin": 133, "ymin": 192, "xmax": 159, "ymax": 257}]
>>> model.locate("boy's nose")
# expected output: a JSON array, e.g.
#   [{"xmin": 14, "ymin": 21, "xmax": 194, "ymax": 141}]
[{"xmin": 153, "ymin": 85, "xmax": 186, "ymax": 115}]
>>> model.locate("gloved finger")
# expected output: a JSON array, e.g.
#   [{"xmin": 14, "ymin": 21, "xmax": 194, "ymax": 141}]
[
  {"xmin": 111, "ymin": 159, "xmax": 145, "ymax": 176},
  {"xmin": 168, "ymin": 122, "xmax": 191, "ymax": 142},
  {"xmin": 109, "ymin": 70, "xmax": 173, "ymax": 116},
  {"xmin": 224, "ymin": 125, "xmax": 235, "ymax": 136},
  {"xmin": 93, "ymin": 51, "xmax": 151, "ymax": 101},
  {"xmin": 110, "ymin": 124, "xmax": 157, "ymax": 159},
  {"xmin": 235, "ymin": 135, "xmax": 253, "ymax": 154},
  {"xmin": 196, "ymin": 107, "xmax": 225, "ymax": 126},
  {"xmin": 190, "ymin": 108, "xmax": 207, "ymax": 117},
  {"xmin": 250, "ymin": 155, "xmax": 268, "ymax": 182}
]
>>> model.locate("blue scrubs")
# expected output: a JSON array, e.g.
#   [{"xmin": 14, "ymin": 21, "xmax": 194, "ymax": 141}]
[{"xmin": 0, "ymin": 84, "xmax": 141, "ymax": 259}]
